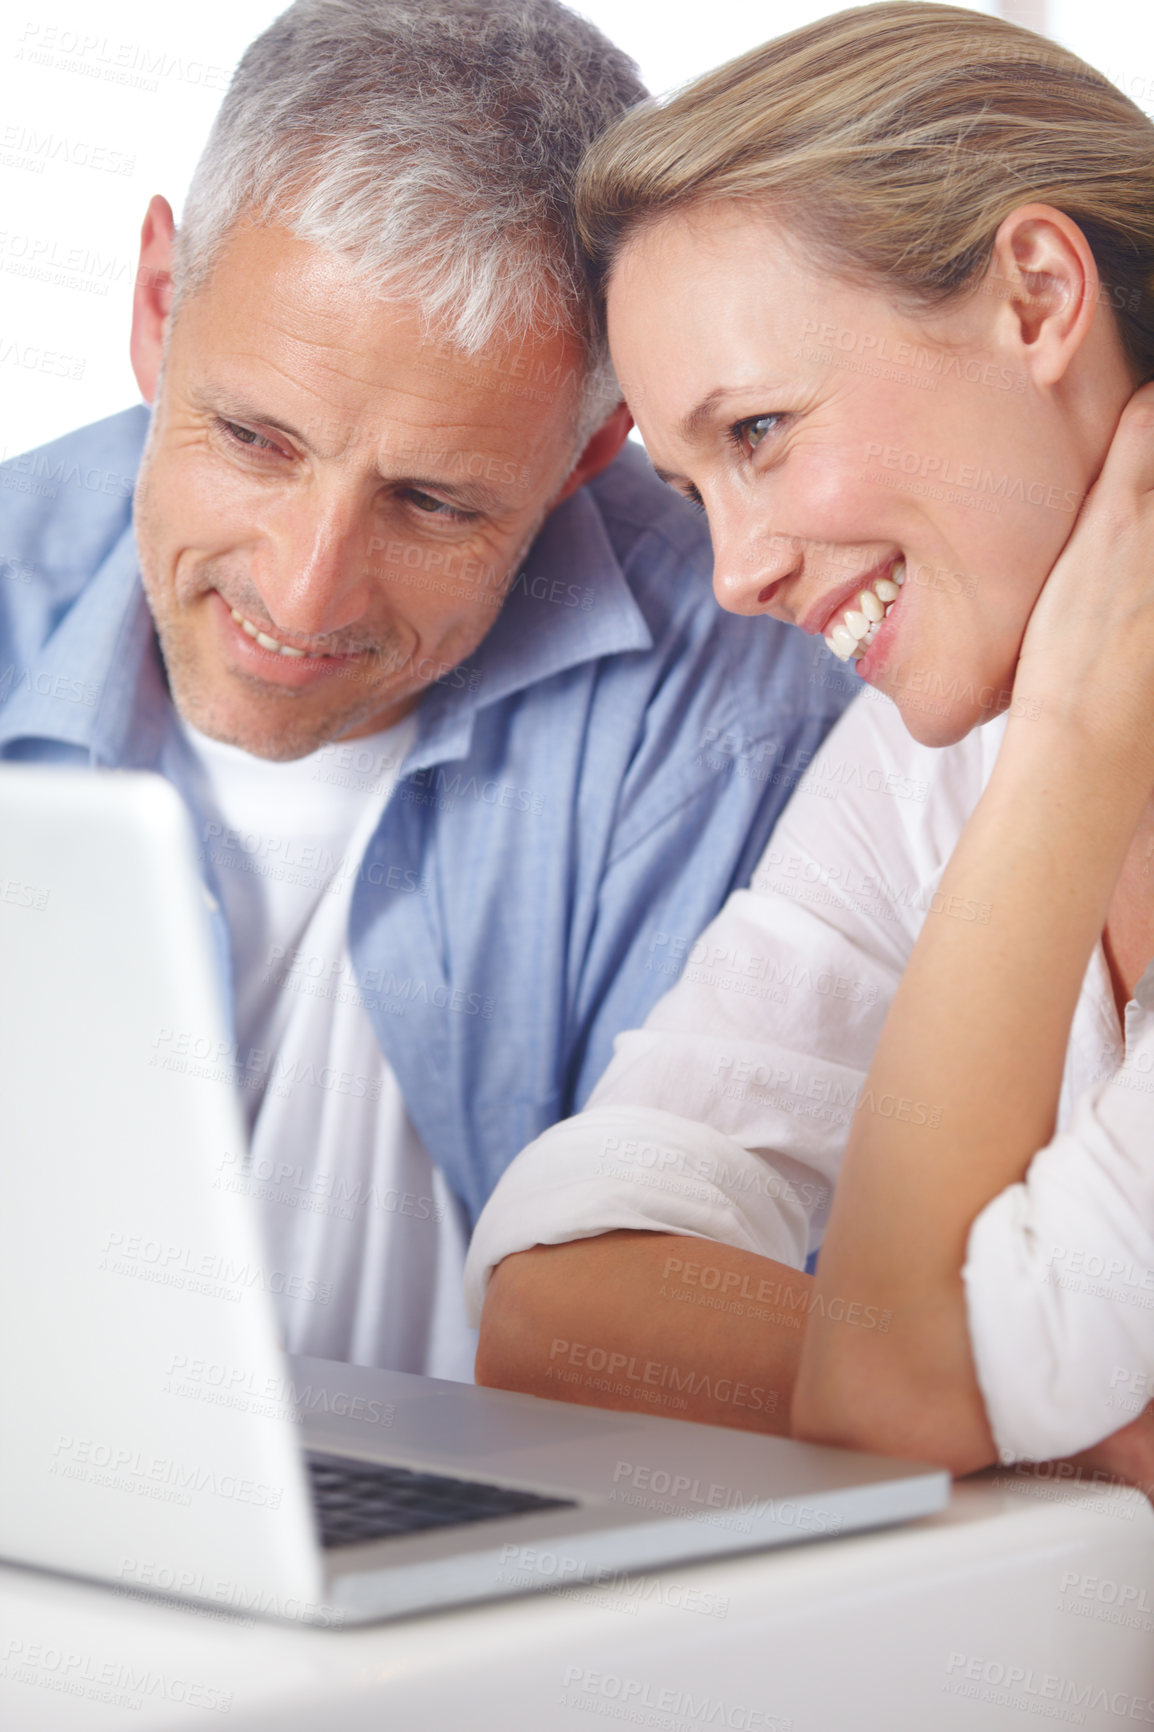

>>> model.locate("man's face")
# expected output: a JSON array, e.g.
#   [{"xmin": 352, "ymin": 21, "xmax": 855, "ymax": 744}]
[{"xmin": 134, "ymin": 222, "xmax": 586, "ymax": 759}]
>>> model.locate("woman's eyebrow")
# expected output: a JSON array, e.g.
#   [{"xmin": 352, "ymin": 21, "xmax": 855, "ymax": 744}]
[
  {"xmin": 677, "ymin": 387, "xmax": 729, "ymax": 443},
  {"xmin": 676, "ymin": 382, "xmax": 788, "ymax": 444}
]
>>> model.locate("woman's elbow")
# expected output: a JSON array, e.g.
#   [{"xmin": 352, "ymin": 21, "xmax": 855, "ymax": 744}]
[
  {"xmin": 789, "ymin": 1352, "xmax": 884, "ymax": 1456},
  {"xmin": 791, "ymin": 1350, "xmax": 996, "ymax": 1478}
]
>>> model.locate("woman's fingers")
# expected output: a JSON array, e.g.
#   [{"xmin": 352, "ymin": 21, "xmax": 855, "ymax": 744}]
[
  {"xmin": 1087, "ymin": 381, "xmax": 1154, "ymax": 507},
  {"xmin": 1011, "ymin": 382, "xmax": 1154, "ymax": 750}
]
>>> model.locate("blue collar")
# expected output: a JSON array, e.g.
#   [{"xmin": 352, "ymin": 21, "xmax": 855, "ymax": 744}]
[
  {"xmin": 0, "ymin": 523, "xmax": 170, "ymax": 768},
  {"xmin": 410, "ymin": 478, "xmax": 653, "ymax": 770}
]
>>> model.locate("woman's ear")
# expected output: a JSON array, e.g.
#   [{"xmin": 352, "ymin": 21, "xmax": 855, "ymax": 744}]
[
  {"xmin": 987, "ymin": 203, "xmax": 1100, "ymax": 388},
  {"xmin": 130, "ymin": 196, "xmax": 177, "ymax": 405}
]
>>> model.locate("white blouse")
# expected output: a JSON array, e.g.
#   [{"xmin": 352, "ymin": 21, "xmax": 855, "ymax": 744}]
[{"xmin": 464, "ymin": 688, "xmax": 1154, "ymax": 1463}]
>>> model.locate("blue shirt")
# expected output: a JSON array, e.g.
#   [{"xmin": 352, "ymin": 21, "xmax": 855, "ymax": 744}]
[{"xmin": 0, "ymin": 407, "xmax": 856, "ymax": 1224}]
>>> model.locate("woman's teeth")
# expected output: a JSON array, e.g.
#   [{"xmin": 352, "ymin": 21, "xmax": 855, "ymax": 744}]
[
  {"xmin": 229, "ymin": 606, "xmax": 307, "ymax": 658},
  {"xmin": 824, "ymin": 561, "xmax": 905, "ymax": 661}
]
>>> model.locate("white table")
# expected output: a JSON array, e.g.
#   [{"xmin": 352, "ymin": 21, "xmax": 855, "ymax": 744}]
[{"xmin": 3, "ymin": 1468, "xmax": 1153, "ymax": 1731}]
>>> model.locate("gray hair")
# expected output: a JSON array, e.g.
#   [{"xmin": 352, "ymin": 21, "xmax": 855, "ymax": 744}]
[{"xmin": 174, "ymin": 0, "xmax": 646, "ymax": 441}]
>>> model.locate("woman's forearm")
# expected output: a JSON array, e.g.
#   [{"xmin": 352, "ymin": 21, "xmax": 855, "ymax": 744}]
[
  {"xmin": 793, "ymin": 712, "xmax": 1154, "ymax": 1468},
  {"xmin": 477, "ymin": 1230, "xmax": 808, "ymax": 1435}
]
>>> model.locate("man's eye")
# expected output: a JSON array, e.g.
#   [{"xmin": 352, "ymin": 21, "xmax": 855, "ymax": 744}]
[
  {"xmin": 731, "ymin": 414, "xmax": 784, "ymax": 454},
  {"xmin": 220, "ymin": 420, "xmax": 281, "ymax": 454},
  {"xmin": 403, "ymin": 488, "xmax": 472, "ymax": 522}
]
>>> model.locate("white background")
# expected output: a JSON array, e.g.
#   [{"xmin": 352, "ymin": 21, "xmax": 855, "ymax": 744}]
[{"xmin": 1, "ymin": 0, "xmax": 1153, "ymax": 457}]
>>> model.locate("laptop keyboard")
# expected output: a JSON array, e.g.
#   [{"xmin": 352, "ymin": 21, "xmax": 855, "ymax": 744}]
[{"xmin": 306, "ymin": 1452, "xmax": 576, "ymax": 1549}]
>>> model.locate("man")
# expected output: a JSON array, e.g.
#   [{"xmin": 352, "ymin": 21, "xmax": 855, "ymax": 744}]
[{"xmin": 0, "ymin": 0, "xmax": 855, "ymax": 1382}]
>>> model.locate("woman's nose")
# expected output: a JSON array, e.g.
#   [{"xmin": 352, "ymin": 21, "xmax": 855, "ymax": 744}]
[{"xmin": 710, "ymin": 515, "xmax": 803, "ymax": 618}]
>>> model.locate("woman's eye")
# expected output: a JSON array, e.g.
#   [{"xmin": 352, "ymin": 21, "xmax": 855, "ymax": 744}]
[{"xmin": 733, "ymin": 414, "xmax": 783, "ymax": 454}]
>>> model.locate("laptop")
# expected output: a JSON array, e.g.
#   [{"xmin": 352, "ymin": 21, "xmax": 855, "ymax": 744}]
[{"xmin": 0, "ymin": 764, "xmax": 949, "ymax": 1626}]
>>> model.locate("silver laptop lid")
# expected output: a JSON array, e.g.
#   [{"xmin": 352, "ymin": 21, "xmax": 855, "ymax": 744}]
[{"xmin": 0, "ymin": 765, "xmax": 322, "ymax": 1605}]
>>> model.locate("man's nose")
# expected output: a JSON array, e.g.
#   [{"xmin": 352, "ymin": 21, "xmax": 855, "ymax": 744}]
[
  {"xmin": 709, "ymin": 505, "xmax": 803, "ymax": 619},
  {"xmin": 253, "ymin": 488, "xmax": 372, "ymax": 641}
]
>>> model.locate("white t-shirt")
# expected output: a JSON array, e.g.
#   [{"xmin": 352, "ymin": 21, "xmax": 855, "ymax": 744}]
[
  {"xmin": 181, "ymin": 714, "xmax": 478, "ymax": 1383},
  {"xmin": 464, "ymin": 689, "xmax": 1154, "ymax": 1463}
]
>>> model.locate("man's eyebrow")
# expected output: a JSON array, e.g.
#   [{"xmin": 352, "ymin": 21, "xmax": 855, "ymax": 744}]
[
  {"xmin": 193, "ymin": 387, "xmax": 516, "ymax": 513},
  {"xmin": 393, "ymin": 472, "xmax": 512, "ymax": 514},
  {"xmin": 193, "ymin": 386, "xmax": 315, "ymax": 450}
]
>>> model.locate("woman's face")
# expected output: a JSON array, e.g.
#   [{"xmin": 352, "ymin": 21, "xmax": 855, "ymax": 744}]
[{"xmin": 608, "ymin": 204, "xmax": 1120, "ymax": 744}]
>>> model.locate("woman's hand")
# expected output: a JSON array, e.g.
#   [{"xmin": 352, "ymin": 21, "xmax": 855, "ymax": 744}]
[
  {"xmin": 793, "ymin": 389, "xmax": 1154, "ymax": 1467},
  {"xmin": 1012, "ymin": 381, "xmax": 1154, "ymax": 775}
]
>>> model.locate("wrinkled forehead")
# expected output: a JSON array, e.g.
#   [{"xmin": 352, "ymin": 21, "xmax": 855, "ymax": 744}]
[{"xmin": 165, "ymin": 221, "xmax": 588, "ymax": 460}]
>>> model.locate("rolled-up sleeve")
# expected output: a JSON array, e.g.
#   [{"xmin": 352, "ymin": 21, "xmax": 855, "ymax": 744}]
[
  {"xmin": 465, "ymin": 1104, "xmax": 815, "ymax": 1317},
  {"xmin": 465, "ymin": 693, "xmax": 994, "ymax": 1321},
  {"xmin": 964, "ymin": 999, "xmax": 1154, "ymax": 1463}
]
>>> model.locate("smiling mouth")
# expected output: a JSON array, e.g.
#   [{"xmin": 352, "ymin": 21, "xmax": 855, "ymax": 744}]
[
  {"xmin": 228, "ymin": 605, "xmax": 341, "ymax": 661},
  {"xmin": 823, "ymin": 559, "xmax": 905, "ymax": 661}
]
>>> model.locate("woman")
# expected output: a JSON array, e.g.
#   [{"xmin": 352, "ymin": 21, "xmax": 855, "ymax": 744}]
[{"xmin": 469, "ymin": 2, "xmax": 1154, "ymax": 1482}]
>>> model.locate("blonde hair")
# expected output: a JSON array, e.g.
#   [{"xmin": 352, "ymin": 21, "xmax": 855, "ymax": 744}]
[{"xmin": 577, "ymin": 1, "xmax": 1154, "ymax": 380}]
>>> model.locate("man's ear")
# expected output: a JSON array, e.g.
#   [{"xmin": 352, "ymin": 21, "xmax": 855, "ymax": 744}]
[
  {"xmin": 551, "ymin": 402, "xmax": 634, "ymax": 506},
  {"xmin": 987, "ymin": 203, "xmax": 1100, "ymax": 388},
  {"xmin": 130, "ymin": 196, "xmax": 177, "ymax": 404}
]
